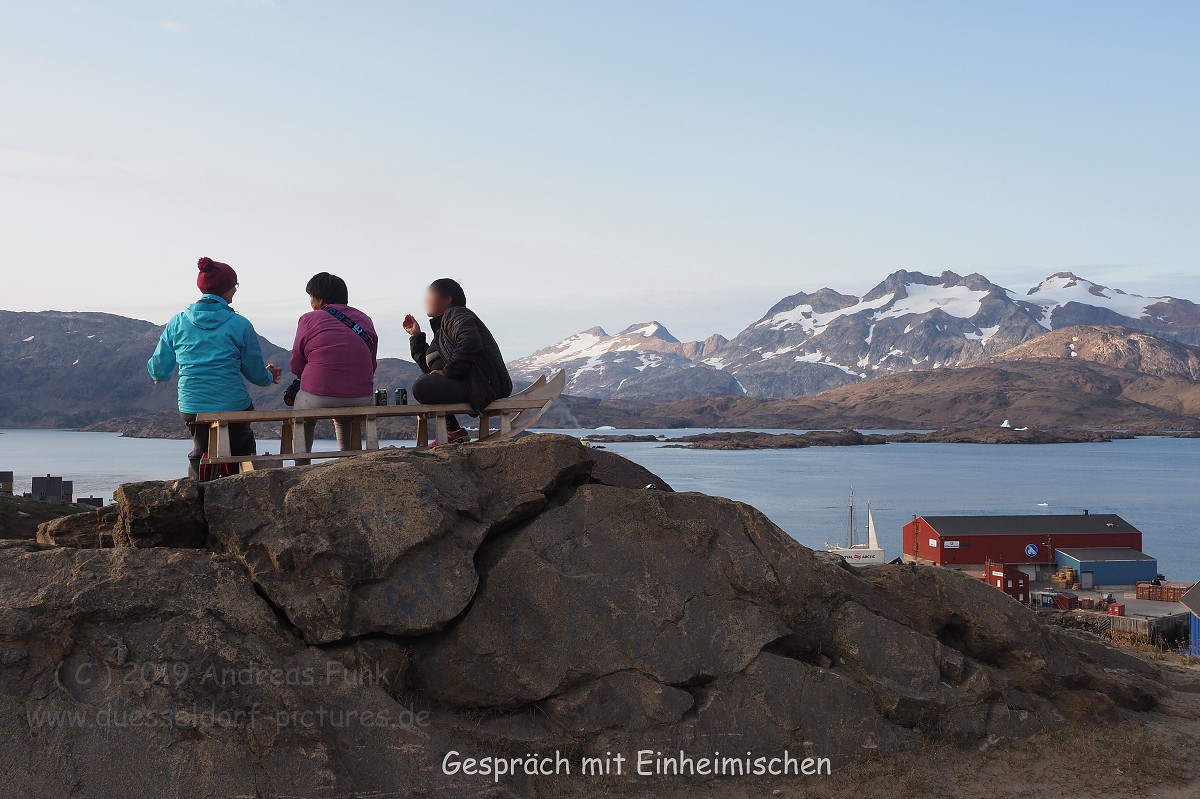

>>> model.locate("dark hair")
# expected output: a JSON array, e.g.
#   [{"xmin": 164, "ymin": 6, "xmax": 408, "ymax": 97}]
[
  {"xmin": 306, "ymin": 272, "xmax": 349, "ymax": 305},
  {"xmin": 430, "ymin": 277, "xmax": 466, "ymax": 307}
]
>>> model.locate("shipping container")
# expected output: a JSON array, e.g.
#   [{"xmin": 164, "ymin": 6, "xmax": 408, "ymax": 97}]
[
  {"xmin": 1107, "ymin": 603, "xmax": 1126, "ymax": 617},
  {"xmin": 1136, "ymin": 581, "xmax": 1195, "ymax": 602}
]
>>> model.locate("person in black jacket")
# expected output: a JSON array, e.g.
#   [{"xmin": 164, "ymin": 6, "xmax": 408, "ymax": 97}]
[{"xmin": 404, "ymin": 278, "xmax": 513, "ymax": 443}]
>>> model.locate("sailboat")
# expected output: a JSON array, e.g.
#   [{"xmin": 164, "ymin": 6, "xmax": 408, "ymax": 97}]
[{"xmin": 825, "ymin": 489, "xmax": 887, "ymax": 566}]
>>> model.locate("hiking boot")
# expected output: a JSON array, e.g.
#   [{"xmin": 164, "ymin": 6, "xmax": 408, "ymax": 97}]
[{"xmin": 432, "ymin": 429, "xmax": 471, "ymax": 447}]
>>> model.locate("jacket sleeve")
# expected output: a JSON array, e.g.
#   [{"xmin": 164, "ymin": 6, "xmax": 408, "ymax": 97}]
[
  {"xmin": 440, "ymin": 308, "xmax": 483, "ymax": 380},
  {"xmin": 289, "ymin": 316, "xmax": 307, "ymax": 377},
  {"xmin": 147, "ymin": 323, "xmax": 177, "ymax": 382},
  {"xmin": 238, "ymin": 321, "xmax": 275, "ymax": 387},
  {"xmin": 410, "ymin": 332, "xmax": 431, "ymax": 373}
]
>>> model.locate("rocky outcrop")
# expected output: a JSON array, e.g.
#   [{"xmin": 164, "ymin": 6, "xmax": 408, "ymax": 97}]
[
  {"xmin": 36, "ymin": 479, "xmax": 205, "ymax": 548},
  {"xmin": 203, "ymin": 436, "xmax": 594, "ymax": 644},
  {"xmin": 586, "ymin": 447, "xmax": 673, "ymax": 490},
  {"xmin": 3, "ymin": 436, "xmax": 1173, "ymax": 796},
  {"xmin": 35, "ymin": 504, "xmax": 119, "ymax": 547},
  {"xmin": 996, "ymin": 325, "xmax": 1200, "ymax": 381}
]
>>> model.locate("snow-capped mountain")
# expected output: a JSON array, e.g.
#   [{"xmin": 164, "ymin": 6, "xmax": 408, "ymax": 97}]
[
  {"xmin": 1016, "ymin": 272, "xmax": 1200, "ymax": 338},
  {"xmin": 509, "ymin": 271, "xmax": 1200, "ymax": 400},
  {"xmin": 719, "ymin": 271, "xmax": 1047, "ymax": 397},
  {"xmin": 508, "ymin": 322, "xmax": 737, "ymax": 400}
]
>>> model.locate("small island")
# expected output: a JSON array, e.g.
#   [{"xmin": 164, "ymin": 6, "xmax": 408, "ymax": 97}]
[{"xmin": 586, "ymin": 427, "xmax": 1134, "ymax": 450}]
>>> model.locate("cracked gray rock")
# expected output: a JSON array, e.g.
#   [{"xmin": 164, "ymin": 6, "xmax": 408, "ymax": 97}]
[{"xmin": 1, "ymin": 435, "xmax": 1173, "ymax": 797}]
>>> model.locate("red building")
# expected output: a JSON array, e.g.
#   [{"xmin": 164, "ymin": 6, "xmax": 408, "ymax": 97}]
[
  {"xmin": 985, "ymin": 565, "xmax": 1030, "ymax": 603},
  {"xmin": 903, "ymin": 513, "xmax": 1142, "ymax": 578}
]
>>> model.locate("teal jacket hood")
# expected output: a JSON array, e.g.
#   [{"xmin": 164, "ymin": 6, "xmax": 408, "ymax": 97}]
[
  {"xmin": 147, "ymin": 295, "xmax": 275, "ymax": 414},
  {"xmin": 182, "ymin": 295, "xmax": 238, "ymax": 330}
]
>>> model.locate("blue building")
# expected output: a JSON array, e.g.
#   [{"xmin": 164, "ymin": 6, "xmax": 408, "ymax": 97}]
[
  {"xmin": 1054, "ymin": 547, "xmax": 1158, "ymax": 587},
  {"xmin": 1183, "ymin": 584, "xmax": 1200, "ymax": 657}
]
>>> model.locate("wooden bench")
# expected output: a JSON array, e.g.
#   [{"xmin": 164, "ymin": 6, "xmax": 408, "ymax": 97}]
[{"xmin": 194, "ymin": 371, "xmax": 565, "ymax": 470}]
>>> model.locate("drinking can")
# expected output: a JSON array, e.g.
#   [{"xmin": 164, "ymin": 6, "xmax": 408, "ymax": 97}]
[
  {"xmin": 374, "ymin": 389, "xmax": 387, "ymax": 406},
  {"xmin": 397, "ymin": 388, "xmax": 408, "ymax": 405}
]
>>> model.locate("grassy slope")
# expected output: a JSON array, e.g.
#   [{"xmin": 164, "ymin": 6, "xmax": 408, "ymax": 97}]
[{"xmin": 0, "ymin": 495, "xmax": 88, "ymax": 540}]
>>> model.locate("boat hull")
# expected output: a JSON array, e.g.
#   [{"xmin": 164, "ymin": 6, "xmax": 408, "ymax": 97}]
[{"xmin": 826, "ymin": 547, "xmax": 887, "ymax": 566}]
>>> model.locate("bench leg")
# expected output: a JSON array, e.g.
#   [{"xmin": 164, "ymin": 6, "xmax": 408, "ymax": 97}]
[
  {"xmin": 416, "ymin": 415, "xmax": 429, "ymax": 448},
  {"xmin": 478, "ymin": 412, "xmax": 492, "ymax": 440},
  {"xmin": 280, "ymin": 420, "xmax": 295, "ymax": 456},
  {"xmin": 435, "ymin": 414, "xmax": 449, "ymax": 445},
  {"xmin": 206, "ymin": 422, "xmax": 219, "ymax": 460},
  {"xmin": 348, "ymin": 419, "xmax": 362, "ymax": 451},
  {"xmin": 499, "ymin": 413, "xmax": 512, "ymax": 435},
  {"xmin": 365, "ymin": 416, "xmax": 379, "ymax": 450},
  {"xmin": 215, "ymin": 422, "xmax": 232, "ymax": 457},
  {"xmin": 292, "ymin": 420, "xmax": 309, "ymax": 465}
]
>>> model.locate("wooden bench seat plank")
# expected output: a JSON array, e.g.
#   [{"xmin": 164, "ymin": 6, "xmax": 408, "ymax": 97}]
[
  {"xmin": 204, "ymin": 448, "xmax": 399, "ymax": 466},
  {"xmin": 197, "ymin": 371, "xmax": 564, "ymax": 466},
  {"xmin": 194, "ymin": 396, "xmax": 551, "ymax": 424}
]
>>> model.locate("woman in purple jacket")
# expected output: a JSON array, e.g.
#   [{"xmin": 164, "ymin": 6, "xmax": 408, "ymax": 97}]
[{"xmin": 290, "ymin": 273, "xmax": 378, "ymax": 451}]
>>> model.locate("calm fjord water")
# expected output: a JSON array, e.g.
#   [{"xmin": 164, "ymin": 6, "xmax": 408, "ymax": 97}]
[{"xmin": 2, "ymin": 429, "xmax": 1197, "ymax": 581}]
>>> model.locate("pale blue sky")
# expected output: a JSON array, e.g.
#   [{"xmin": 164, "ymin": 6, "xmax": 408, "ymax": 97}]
[{"xmin": 1, "ymin": 1, "xmax": 1196, "ymax": 356}]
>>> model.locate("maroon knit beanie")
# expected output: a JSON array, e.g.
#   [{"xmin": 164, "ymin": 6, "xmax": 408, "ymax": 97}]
[{"xmin": 196, "ymin": 257, "xmax": 238, "ymax": 295}]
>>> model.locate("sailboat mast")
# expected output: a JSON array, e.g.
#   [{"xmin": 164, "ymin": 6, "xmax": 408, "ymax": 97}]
[{"xmin": 848, "ymin": 488, "xmax": 855, "ymax": 548}]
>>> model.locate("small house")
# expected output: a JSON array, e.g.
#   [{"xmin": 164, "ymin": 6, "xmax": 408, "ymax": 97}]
[
  {"xmin": 987, "ymin": 565, "xmax": 1029, "ymax": 603},
  {"xmin": 28, "ymin": 475, "xmax": 73, "ymax": 505},
  {"xmin": 1182, "ymin": 583, "xmax": 1200, "ymax": 657}
]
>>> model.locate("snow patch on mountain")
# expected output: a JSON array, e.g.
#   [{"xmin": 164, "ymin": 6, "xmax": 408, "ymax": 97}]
[
  {"xmin": 757, "ymin": 293, "xmax": 894, "ymax": 334},
  {"xmin": 1018, "ymin": 273, "xmax": 1158, "ymax": 328},
  {"xmin": 965, "ymin": 325, "xmax": 1001, "ymax": 342},
  {"xmin": 876, "ymin": 283, "xmax": 989, "ymax": 321}
]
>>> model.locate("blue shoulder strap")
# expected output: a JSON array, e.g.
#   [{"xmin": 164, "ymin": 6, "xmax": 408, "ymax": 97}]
[{"xmin": 324, "ymin": 307, "xmax": 376, "ymax": 353}]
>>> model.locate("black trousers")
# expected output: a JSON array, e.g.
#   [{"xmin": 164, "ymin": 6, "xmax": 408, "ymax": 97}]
[
  {"xmin": 181, "ymin": 406, "xmax": 255, "ymax": 480},
  {"xmin": 412, "ymin": 373, "xmax": 467, "ymax": 431}
]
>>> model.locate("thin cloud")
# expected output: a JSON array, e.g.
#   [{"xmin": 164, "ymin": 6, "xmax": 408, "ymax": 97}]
[{"xmin": 156, "ymin": 20, "xmax": 188, "ymax": 34}]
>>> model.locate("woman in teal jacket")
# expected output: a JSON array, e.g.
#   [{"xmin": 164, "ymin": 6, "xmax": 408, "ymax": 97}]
[{"xmin": 148, "ymin": 257, "xmax": 282, "ymax": 478}]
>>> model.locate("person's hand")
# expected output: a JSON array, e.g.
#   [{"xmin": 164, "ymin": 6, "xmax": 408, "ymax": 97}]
[
  {"xmin": 268, "ymin": 364, "xmax": 284, "ymax": 384},
  {"xmin": 402, "ymin": 314, "xmax": 421, "ymax": 336},
  {"xmin": 431, "ymin": 369, "xmax": 444, "ymax": 376}
]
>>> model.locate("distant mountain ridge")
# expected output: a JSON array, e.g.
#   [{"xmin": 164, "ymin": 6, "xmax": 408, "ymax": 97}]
[
  {"xmin": 510, "ymin": 270, "xmax": 1200, "ymax": 400},
  {"xmin": 3, "ymin": 269, "xmax": 1198, "ymax": 430},
  {"xmin": 508, "ymin": 322, "xmax": 736, "ymax": 400},
  {"xmin": 0, "ymin": 310, "xmax": 420, "ymax": 428}
]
